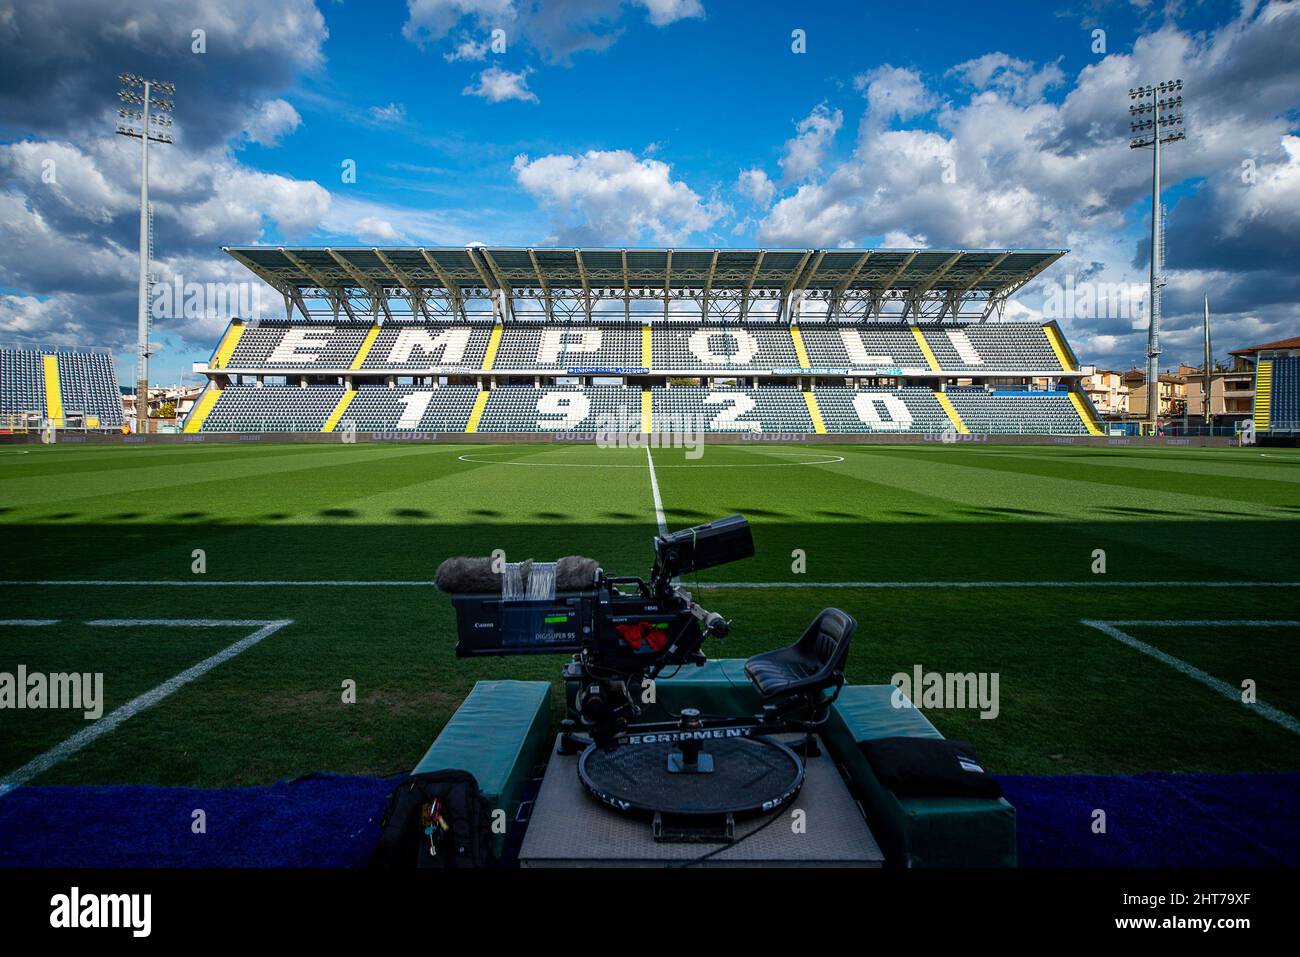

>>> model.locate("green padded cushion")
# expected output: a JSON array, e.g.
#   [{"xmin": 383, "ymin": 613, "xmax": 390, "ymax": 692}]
[{"xmin": 412, "ymin": 679, "xmax": 552, "ymax": 858}]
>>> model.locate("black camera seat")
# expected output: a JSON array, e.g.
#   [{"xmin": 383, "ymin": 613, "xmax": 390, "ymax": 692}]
[{"xmin": 744, "ymin": 608, "xmax": 856, "ymax": 699}]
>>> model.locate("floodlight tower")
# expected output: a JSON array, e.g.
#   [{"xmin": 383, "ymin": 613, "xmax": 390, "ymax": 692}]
[
  {"xmin": 1129, "ymin": 79, "xmax": 1184, "ymax": 431},
  {"xmin": 116, "ymin": 74, "xmax": 174, "ymax": 432},
  {"xmin": 1203, "ymin": 293, "xmax": 1212, "ymax": 426}
]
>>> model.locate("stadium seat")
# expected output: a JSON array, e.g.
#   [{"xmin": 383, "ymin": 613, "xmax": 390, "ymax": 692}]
[
  {"xmin": 223, "ymin": 322, "xmax": 372, "ymax": 369},
  {"xmin": 492, "ymin": 323, "xmax": 642, "ymax": 370},
  {"xmin": 921, "ymin": 324, "xmax": 1065, "ymax": 373},
  {"xmin": 814, "ymin": 386, "xmax": 949, "ymax": 433},
  {"xmin": 945, "ymin": 388, "xmax": 1089, "ymax": 434},
  {"xmin": 650, "ymin": 386, "xmax": 813, "ymax": 432},
  {"xmin": 476, "ymin": 384, "xmax": 639, "ymax": 432},
  {"xmin": 0, "ymin": 348, "xmax": 123, "ymax": 427},
  {"xmin": 1269, "ymin": 357, "xmax": 1299, "ymax": 430},
  {"xmin": 201, "ymin": 385, "xmax": 346, "ymax": 432},
  {"xmin": 799, "ymin": 324, "xmax": 930, "ymax": 371},
  {"xmin": 342, "ymin": 385, "xmax": 481, "ymax": 431},
  {"xmin": 651, "ymin": 324, "xmax": 799, "ymax": 371}
]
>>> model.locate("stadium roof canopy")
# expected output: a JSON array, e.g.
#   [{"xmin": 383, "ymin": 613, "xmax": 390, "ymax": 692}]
[{"xmin": 224, "ymin": 246, "xmax": 1066, "ymax": 323}]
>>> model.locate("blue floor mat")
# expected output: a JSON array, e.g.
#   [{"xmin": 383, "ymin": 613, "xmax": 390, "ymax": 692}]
[
  {"xmin": 1, "ymin": 771, "xmax": 1296, "ymax": 867},
  {"xmin": 0, "ymin": 773, "xmax": 402, "ymax": 867},
  {"xmin": 997, "ymin": 772, "xmax": 1300, "ymax": 867}
]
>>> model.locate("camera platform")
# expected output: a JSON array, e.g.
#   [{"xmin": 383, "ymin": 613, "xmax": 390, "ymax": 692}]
[
  {"xmin": 520, "ymin": 734, "xmax": 884, "ymax": 867},
  {"xmin": 578, "ymin": 733, "xmax": 804, "ymax": 837}
]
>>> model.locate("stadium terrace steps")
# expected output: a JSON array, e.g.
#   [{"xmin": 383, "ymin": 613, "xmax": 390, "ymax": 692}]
[
  {"xmin": 41, "ymin": 355, "xmax": 63, "ymax": 422},
  {"xmin": 211, "ymin": 320, "xmax": 246, "ymax": 370},
  {"xmin": 195, "ymin": 320, "xmax": 1073, "ymax": 375},
  {"xmin": 1269, "ymin": 356, "xmax": 1298, "ymax": 429},
  {"xmin": 187, "ymin": 317, "xmax": 1094, "ymax": 435},
  {"xmin": 201, "ymin": 385, "xmax": 346, "ymax": 432},
  {"xmin": 349, "ymin": 326, "xmax": 381, "ymax": 370},
  {"xmin": 933, "ymin": 391, "xmax": 969, "ymax": 435},
  {"xmin": 1254, "ymin": 359, "xmax": 1273, "ymax": 432},
  {"xmin": 481, "ymin": 324, "xmax": 504, "ymax": 371},
  {"xmin": 464, "ymin": 389, "xmax": 489, "ymax": 433},
  {"xmin": 1, "ymin": 348, "xmax": 123, "ymax": 428},
  {"xmin": 789, "ymin": 325, "xmax": 812, "ymax": 369},
  {"xmin": 803, "ymin": 391, "xmax": 827, "ymax": 434},
  {"xmin": 1042, "ymin": 323, "xmax": 1076, "ymax": 372},
  {"xmin": 182, "ymin": 386, "xmax": 222, "ymax": 433},
  {"xmin": 343, "ymin": 385, "xmax": 480, "ymax": 431},
  {"xmin": 650, "ymin": 386, "xmax": 813, "ymax": 432},
  {"xmin": 193, "ymin": 383, "xmax": 1100, "ymax": 435},
  {"xmin": 321, "ymin": 390, "xmax": 357, "ymax": 433},
  {"xmin": 478, "ymin": 384, "xmax": 637, "ymax": 432},
  {"xmin": 1068, "ymin": 390, "xmax": 1105, "ymax": 436},
  {"xmin": 909, "ymin": 325, "xmax": 941, "ymax": 372},
  {"xmin": 946, "ymin": 390, "xmax": 1089, "ymax": 435}
]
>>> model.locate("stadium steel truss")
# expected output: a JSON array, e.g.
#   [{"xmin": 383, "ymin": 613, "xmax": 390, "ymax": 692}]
[
  {"xmin": 223, "ymin": 246, "xmax": 1066, "ymax": 324},
  {"xmin": 185, "ymin": 245, "xmax": 1105, "ymax": 437}
]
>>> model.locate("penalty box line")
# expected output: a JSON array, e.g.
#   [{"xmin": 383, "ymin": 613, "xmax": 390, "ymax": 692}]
[
  {"xmin": 1080, "ymin": 618, "xmax": 1300, "ymax": 737},
  {"xmin": 0, "ymin": 618, "xmax": 293, "ymax": 798}
]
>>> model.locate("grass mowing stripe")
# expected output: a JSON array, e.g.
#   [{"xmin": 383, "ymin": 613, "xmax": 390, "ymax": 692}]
[
  {"xmin": 0, "ymin": 619, "xmax": 293, "ymax": 797},
  {"xmin": 1080, "ymin": 619, "xmax": 1300, "ymax": 737}
]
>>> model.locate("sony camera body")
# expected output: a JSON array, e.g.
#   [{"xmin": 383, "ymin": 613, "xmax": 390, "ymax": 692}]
[{"xmin": 440, "ymin": 515, "xmax": 754, "ymax": 746}]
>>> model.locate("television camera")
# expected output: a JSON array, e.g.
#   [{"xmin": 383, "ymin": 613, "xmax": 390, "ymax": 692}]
[
  {"xmin": 441, "ymin": 515, "xmax": 754, "ymax": 749},
  {"xmin": 437, "ymin": 515, "xmax": 855, "ymax": 839}
]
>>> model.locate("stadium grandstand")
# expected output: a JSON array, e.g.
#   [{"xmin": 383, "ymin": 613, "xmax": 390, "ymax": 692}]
[
  {"xmin": 1231, "ymin": 336, "xmax": 1300, "ymax": 437},
  {"xmin": 180, "ymin": 246, "xmax": 1107, "ymax": 436},
  {"xmin": 0, "ymin": 346, "xmax": 124, "ymax": 432}
]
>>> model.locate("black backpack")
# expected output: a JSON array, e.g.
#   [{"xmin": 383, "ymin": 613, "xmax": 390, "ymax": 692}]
[{"xmin": 370, "ymin": 769, "xmax": 494, "ymax": 868}]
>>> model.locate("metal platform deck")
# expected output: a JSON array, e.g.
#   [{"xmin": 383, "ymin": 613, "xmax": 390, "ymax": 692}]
[{"xmin": 519, "ymin": 735, "xmax": 885, "ymax": 868}]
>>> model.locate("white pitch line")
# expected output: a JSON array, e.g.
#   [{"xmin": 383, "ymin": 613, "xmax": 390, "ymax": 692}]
[
  {"xmin": 702, "ymin": 580, "xmax": 1300, "ymax": 590},
  {"xmin": 0, "ymin": 618, "xmax": 293, "ymax": 798},
  {"xmin": 0, "ymin": 579, "xmax": 1297, "ymax": 589},
  {"xmin": 1100, "ymin": 620, "xmax": 1300, "ymax": 627},
  {"xmin": 0, "ymin": 619, "xmax": 59, "ymax": 626},
  {"xmin": 645, "ymin": 445, "xmax": 668, "ymax": 537},
  {"xmin": 1080, "ymin": 619, "xmax": 1300, "ymax": 737}
]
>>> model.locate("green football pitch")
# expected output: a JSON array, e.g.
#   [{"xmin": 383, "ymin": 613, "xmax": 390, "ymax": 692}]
[{"xmin": 1, "ymin": 441, "xmax": 1297, "ymax": 791}]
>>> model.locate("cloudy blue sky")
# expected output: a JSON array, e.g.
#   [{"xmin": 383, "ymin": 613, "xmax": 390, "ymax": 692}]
[{"xmin": 1, "ymin": 0, "xmax": 1297, "ymax": 385}]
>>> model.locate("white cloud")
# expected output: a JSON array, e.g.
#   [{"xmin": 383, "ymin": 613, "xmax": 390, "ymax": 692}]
[
  {"xmin": 243, "ymin": 99, "xmax": 302, "ymax": 147},
  {"xmin": 444, "ymin": 34, "xmax": 491, "ymax": 61},
  {"xmin": 512, "ymin": 149, "xmax": 723, "ymax": 244},
  {"xmin": 368, "ymin": 102, "xmax": 409, "ymax": 125},
  {"xmin": 737, "ymin": 168, "xmax": 775, "ymax": 207},
  {"xmin": 950, "ymin": 52, "xmax": 1064, "ymax": 105},
  {"xmin": 635, "ymin": 0, "xmax": 705, "ymax": 27},
  {"xmin": 751, "ymin": 3, "xmax": 1300, "ymax": 368},
  {"xmin": 404, "ymin": 0, "xmax": 701, "ymax": 64},
  {"xmin": 882, "ymin": 229, "xmax": 927, "ymax": 248},
  {"xmin": 854, "ymin": 65, "xmax": 935, "ymax": 128},
  {"xmin": 403, "ymin": 0, "xmax": 517, "ymax": 46},
  {"xmin": 779, "ymin": 103, "xmax": 843, "ymax": 184},
  {"xmin": 353, "ymin": 216, "xmax": 406, "ymax": 242},
  {"xmin": 463, "ymin": 66, "xmax": 538, "ymax": 103}
]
